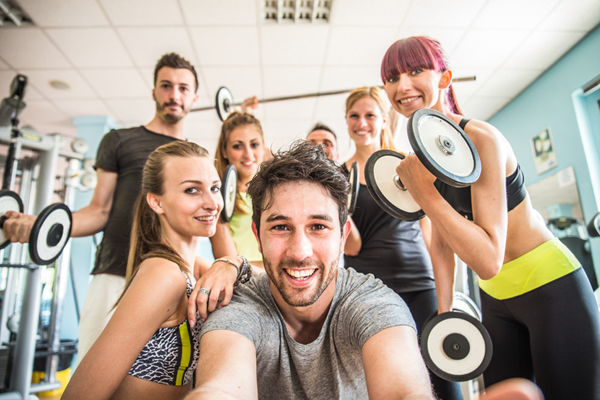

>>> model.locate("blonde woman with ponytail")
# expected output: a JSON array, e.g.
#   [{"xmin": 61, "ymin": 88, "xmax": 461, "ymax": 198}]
[
  {"xmin": 64, "ymin": 141, "xmax": 247, "ymax": 400},
  {"xmin": 342, "ymin": 86, "xmax": 463, "ymax": 399}
]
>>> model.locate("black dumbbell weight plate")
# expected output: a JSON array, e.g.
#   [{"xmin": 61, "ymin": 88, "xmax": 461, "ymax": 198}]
[
  {"xmin": 221, "ymin": 164, "xmax": 238, "ymax": 223},
  {"xmin": 347, "ymin": 161, "xmax": 360, "ymax": 215},
  {"xmin": 29, "ymin": 203, "xmax": 72, "ymax": 265},
  {"xmin": 365, "ymin": 150, "xmax": 424, "ymax": 221},
  {"xmin": 408, "ymin": 109, "xmax": 481, "ymax": 187},
  {"xmin": 421, "ymin": 311, "xmax": 493, "ymax": 382},
  {"xmin": 587, "ymin": 212, "xmax": 600, "ymax": 238},
  {"xmin": 0, "ymin": 190, "xmax": 24, "ymax": 249},
  {"xmin": 216, "ymin": 86, "xmax": 234, "ymax": 122}
]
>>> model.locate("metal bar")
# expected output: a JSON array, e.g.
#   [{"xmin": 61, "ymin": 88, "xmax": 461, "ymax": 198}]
[{"xmin": 191, "ymin": 76, "xmax": 476, "ymax": 113}]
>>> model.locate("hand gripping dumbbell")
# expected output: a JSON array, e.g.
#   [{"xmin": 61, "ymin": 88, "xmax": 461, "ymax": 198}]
[
  {"xmin": 420, "ymin": 292, "xmax": 493, "ymax": 382},
  {"xmin": 0, "ymin": 189, "xmax": 72, "ymax": 265},
  {"xmin": 365, "ymin": 109, "xmax": 482, "ymax": 221}
]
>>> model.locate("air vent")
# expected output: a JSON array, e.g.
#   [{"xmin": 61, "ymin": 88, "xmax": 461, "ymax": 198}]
[
  {"xmin": 262, "ymin": 0, "xmax": 332, "ymax": 24},
  {"xmin": 0, "ymin": 0, "xmax": 34, "ymax": 27}
]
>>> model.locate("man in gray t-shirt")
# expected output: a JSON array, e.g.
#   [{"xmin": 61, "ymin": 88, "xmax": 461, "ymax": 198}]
[{"xmin": 186, "ymin": 141, "xmax": 434, "ymax": 400}]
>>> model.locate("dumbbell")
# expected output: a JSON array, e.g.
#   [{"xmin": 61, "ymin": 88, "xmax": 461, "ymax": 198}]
[
  {"xmin": 0, "ymin": 189, "xmax": 72, "ymax": 265},
  {"xmin": 347, "ymin": 161, "xmax": 359, "ymax": 215},
  {"xmin": 365, "ymin": 109, "xmax": 481, "ymax": 220},
  {"xmin": 587, "ymin": 212, "xmax": 600, "ymax": 238},
  {"xmin": 220, "ymin": 164, "xmax": 238, "ymax": 223},
  {"xmin": 420, "ymin": 292, "xmax": 493, "ymax": 382}
]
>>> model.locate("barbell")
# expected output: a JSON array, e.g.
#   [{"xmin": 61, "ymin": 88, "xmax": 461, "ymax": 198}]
[{"xmin": 191, "ymin": 77, "xmax": 476, "ymax": 122}]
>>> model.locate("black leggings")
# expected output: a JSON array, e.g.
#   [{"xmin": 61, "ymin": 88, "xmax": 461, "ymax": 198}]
[
  {"xmin": 480, "ymin": 268, "xmax": 600, "ymax": 400},
  {"xmin": 400, "ymin": 289, "xmax": 463, "ymax": 400}
]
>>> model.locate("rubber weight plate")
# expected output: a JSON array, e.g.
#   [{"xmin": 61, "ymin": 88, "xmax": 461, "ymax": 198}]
[
  {"xmin": 216, "ymin": 86, "xmax": 234, "ymax": 122},
  {"xmin": 221, "ymin": 164, "xmax": 238, "ymax": 223},
  {"xmin": 365, "ymin": 150, "xmax": 425, "ymax": 221},
  {"xmin": 347, "ymin": 161, "xmax": 360, "ymax": 215},
  {"xmin": 588, "ymin": 212, "xmax": 600, "ymax": 238},
  {"xmin": 408, "ymin": 109, "xmax": 481, "ymax": 187},
  {"xmin": 0, "ymin": 190, "xmax": 24, "ymax": 249},
  {"xmin": 29, "ymin": 203, "xmax": 72, "ymax": 265},
  {"xmin": 421, "ymin": 311, "xmax": 493, "ymax": 382}
]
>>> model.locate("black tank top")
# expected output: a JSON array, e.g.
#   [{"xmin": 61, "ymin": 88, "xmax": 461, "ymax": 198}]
[
  {"xmin": 342, "ymin": 164, "xmax": 435, "ymax": 294},
  {"xmin": 433, "ymin": 118, "xmax": 527, "ymax": 221}
]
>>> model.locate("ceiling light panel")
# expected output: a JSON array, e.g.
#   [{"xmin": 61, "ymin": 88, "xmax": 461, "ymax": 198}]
[{"xmin": 262, "ymin": 0, "xmax": 332, "ymax": 24}]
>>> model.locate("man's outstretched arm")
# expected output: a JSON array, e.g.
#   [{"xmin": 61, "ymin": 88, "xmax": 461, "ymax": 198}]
[
  {"xmin": 363, "ymin": 325, "xmax": 436, "ymax": 400},
  {"xmin": 185, "ymin": 330, "xmax": 258, "ymax": 400}
]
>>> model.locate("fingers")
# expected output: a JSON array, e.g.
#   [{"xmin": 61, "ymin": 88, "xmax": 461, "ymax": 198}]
[{"xmin": 2, "ymin": 212, "xmax": 35, "ymax": 243}]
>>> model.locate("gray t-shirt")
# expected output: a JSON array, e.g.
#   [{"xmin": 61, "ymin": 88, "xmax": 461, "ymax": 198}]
[{"xmin": 201, "ymin": 267, "xmax": 415, "ymax": 399}]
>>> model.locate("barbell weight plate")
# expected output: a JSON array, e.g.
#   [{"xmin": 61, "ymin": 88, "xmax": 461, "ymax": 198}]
[
  {"xmin": 221, "ymin": 164, "xmax": 238, "ymax": 223},
  {"xmin": 421, "ymin": 311, "xmax": 493, "ymax": 382},
  {"xmin": 365, "ymin": 150, "xmax": 425, "ymax": 221},
  {"xmin": 0, "ymin": 190, "xmax": 24, "ymax": 249},
  {"xmin": 216, "ymin": 86, "xmax": 234, "ymax": 122},
  {"xmin": 347, "ymin": 161, "xmax": 360, "ymax": 215},
  {"xmin": 408, "ymin": 109, "xmax": 481, "ymax": 188},
  {"xmin": 587, "ymin": 212, "xmax": 600, "ymax": 238},
  {"xmin": 29, "ymin": 203, "xmax": 72, "ymax": 265}
]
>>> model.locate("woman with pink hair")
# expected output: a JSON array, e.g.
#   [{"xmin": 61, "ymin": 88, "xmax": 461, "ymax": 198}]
[{"xmin": 380, "ymin": 36, "xmax": 600, "ymax": 399}]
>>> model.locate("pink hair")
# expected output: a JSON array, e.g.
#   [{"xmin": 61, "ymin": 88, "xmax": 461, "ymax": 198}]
[{"xmin": 380, "ymin": 36, "xmax": 463, "ymax": 115}]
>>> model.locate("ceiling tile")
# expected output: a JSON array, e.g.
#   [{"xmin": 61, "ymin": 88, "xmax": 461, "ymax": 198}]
[
  {"xmin": 189, "ymin": 27, "xmax": 260, "ymax": 66},
  {"xmin": 200, "ymin": 66, "xmax": 262, "ymax": 102},
  {"xmin": 261, "ymin": 25, "xmax": 330, "ymax": 66},
  {"xmin": 99, "ymin": 0, "xmax": 184, "ymax": 26},
  {"xmin": 539, "ymin": 0, "xmax": 600, "ymax": 31},
  {"xmin": 475, "ymin": 69, "xmax": 542, "ymax": 98},
  {"xmin": 503, "ymin": 30, "xmax": 588, "ymax": 70},
  {"xmin": 18, "ymin": 0, "xmax": 109, "ymax": 27},
  {"xmin": 402, "ymin": 0, "xmax": 486, "ymax": 28},
  {"xmin": 53, "ymin": 99, "xmax": 113, "ymax": 118},
  {"xmin": 80, "ymin": 69, "xmax": 149, "ymax": 98},
  {"xmin": 313, "ymin": 93, "xmax": 348, "ymax": 122},
  {"xmin": 472, "ymin": 0, "xmax": 562, "ymax": 30},
  {"xmin": 179, "ymin": 0, "xmax": 258, "ymax": 25},
  {"xmin": 19, "ymin": 100, "xmax": 69, "ymax": 126},
  {"xmin": 20, "ymin": 69, "xmax": 97, "ymax": 100},
  {"xmin": 0, "ymin": 59, "xmax": 9, "ymax": 70},
  {"xmin": 330, "ymin": 0, "xmax": 411, "ymax": 26},
  {"xmin": 118, "ymin": 27, "xmax": 197, "ymax": 68},
  {"xmin": 0, "ymin": 28, "xmax": 71, "ymax": 69},
  {"xmin": 262, "ymin": 119, "xmax": 312, "ymax": 152},
  {"xmin": 262, "ymin": 97, "xmax": 317, "ymax": 120},
  {"xmin": 183, "ymin": 121, "xmax": 222, "ymax": 153},
  {"xmin": 461, "ymin": 96, "xmax": 511, "ymax": 121},
  {"xmin": 46, "ymin": 28, "xmax": 133, "ymax": 68},
  {"xmin": 262, "ymin": 66, "xmax": 321, "ymax": 98},
  {"xmin": 393, "ymin": 27, "xmax": 467, "ymax": 56},
  {"xmin": 451, "ymin": 67, "xmax": 495, "ymax": 98},
  {"xmin": 325, "ymin": 27, "xmax": 397, "ymax": 66},
  {"xmin": 451, "ymin": 29, "xmax": 530, "ymax": 68},
  {"xmin": 105, "ymin": 98, "xmax": 155, "ymax": 123},
  {"xmin": 319, "ymin": 66, "xmax": 382, "ymax": 92}
]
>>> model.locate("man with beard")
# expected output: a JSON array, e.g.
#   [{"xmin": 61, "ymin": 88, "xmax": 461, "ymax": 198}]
[
  {"xmin": 3, "ymin": 53, "xmax": 199, "ymax": 364},
  {"xmin": 185, "ymin": 141, "xmax": 434, "ymax": 400}
]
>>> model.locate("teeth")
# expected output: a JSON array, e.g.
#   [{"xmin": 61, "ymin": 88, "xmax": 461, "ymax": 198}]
[
  {"xmin": 286, "ymin": 269, "xmax": 316, "ymax": 281},
  {"xmin": 196, "ymin": 216, "xmax": 214, "ymax": 221},
  {"xmin": 400, "ymin": 96, "xmax": 419, "ymax": 104}
]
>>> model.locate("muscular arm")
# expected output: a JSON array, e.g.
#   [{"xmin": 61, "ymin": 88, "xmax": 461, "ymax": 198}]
[
  {"xmin": 2, "ymin": 168, "xmax": 116, "ymax": 242},
  {"xmin": 62, "ymin": 259, "xmax": 186, "ymax": 400},
  {"xmin": 363, "ymin": 326, "xmax": 435, "ymax": 400},
  {"xmin": 398, "ymin": 122, "xmax": 508, "ymax": 279},
  {"xmin": 429, "ymin": 223, "xmax": 456, "ymax": 313},
  {"xmin": 71, "ymin": 168, "xmax": 117, "ymax": 237},
  {"xmin": 185, "ymin": 330, "xmax": 258, "ymax": 400}
]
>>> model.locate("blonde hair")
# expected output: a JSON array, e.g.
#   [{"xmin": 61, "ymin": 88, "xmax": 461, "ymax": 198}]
[
  {"xmin": 115, "ymin": 140, "xmax": 210, "ymax": 307},
  {"xmin": 214, "ymin": 111, "xmax": 265, "ymax": 215},
  {"xmin": 345, "ymin": 87, "xmax": 397, "ymax": 151}
]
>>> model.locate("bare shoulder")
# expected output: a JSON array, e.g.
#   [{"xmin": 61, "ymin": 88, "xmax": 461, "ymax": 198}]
[{"xmin": 133, "ymin": 257, "xmax": 189, "ymax": 294}]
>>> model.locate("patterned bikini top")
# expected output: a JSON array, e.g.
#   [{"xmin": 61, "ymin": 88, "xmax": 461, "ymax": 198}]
[{"xmin": 128, "ymin": 272, "xmax": 201, "ymax": 386}]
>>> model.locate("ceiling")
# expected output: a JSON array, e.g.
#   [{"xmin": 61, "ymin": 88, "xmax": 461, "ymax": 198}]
[{"xmin": 0, "ymin": 0, "xmax": 599, "ymax": 160}]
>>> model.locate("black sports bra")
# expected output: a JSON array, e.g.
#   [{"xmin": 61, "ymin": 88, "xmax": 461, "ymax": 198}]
[{"xmin": 433, "ymin": 118, "xmax": 527, "ymax": 221}]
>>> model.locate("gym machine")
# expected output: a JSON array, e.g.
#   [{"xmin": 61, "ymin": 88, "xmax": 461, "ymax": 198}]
[{"xmin": 0, "ymin": 75, "xmax": 83, "ymax": 399}]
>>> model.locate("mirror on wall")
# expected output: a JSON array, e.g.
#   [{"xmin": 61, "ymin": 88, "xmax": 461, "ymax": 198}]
[{"xmin": 526, "ymin": 165, "xmax": 598, "ymax": 290}]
